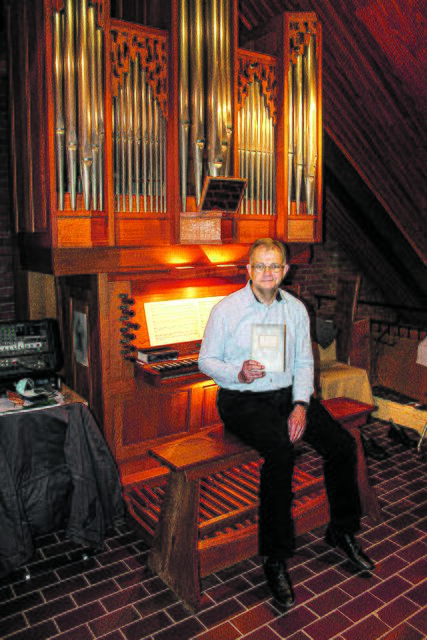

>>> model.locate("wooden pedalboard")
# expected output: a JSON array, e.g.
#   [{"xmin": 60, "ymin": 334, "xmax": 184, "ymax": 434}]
[{"xmin": 125, "ymin": 458, "xmax": 328, "ymax": 592}]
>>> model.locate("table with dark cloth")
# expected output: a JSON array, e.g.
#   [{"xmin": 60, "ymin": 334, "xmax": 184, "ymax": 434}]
[{"xmin": 0, "ymin": 402, "xmax": 125, "ymax": 578}]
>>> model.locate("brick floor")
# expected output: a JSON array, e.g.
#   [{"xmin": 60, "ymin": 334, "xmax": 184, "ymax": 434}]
[{"xmin": 0, "ymin": 420, "xmax": 426, "ymax": 639}]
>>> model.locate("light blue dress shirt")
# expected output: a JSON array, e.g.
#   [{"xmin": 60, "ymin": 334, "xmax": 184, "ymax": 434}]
[{"xmin": 198, "ymin": 281, "xmax": 314, "ymax": 403}]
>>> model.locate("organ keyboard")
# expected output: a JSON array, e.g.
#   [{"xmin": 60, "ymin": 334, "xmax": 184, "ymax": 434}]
[{"xmin": 135, "ymin": 354, "xmax": 200, "ymax": 385}]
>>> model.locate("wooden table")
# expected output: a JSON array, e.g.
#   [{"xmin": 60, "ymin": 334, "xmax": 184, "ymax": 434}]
[
  {"xmin": 321, "ymin": 397, "xmax": 382, "ymax": 522},
  {"xmin": 0, "ymin": 399, "xmax": 124, "ymax": 578}
]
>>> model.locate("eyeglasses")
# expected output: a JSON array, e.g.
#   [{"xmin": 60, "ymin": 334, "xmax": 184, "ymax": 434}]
[{"xmin": 251, "ymin": 263, "xmax": 285, "ymax": 273}]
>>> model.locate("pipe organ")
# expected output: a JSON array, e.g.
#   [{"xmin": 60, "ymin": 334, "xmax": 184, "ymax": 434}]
[
  {"xmin": 8, "ymin": 0, "xmax": 322, "ymax": 249},
  {"xmin": 7, "ymin": 0, "xmax": 323, "ymax": 491},
  {"xmin": 6, "ymin": 2, "xmax": 329, "ymax": 594}
]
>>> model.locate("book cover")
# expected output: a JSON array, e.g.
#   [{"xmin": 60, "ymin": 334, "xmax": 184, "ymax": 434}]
[{"xmin": 251, "ymin": 324, "xmax": 286, "ymax": 372}]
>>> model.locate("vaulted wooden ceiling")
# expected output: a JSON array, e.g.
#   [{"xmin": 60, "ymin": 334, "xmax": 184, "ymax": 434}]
[{"xmin": 239, "ymin": 0, "xmax": 427, "ymax": 322}]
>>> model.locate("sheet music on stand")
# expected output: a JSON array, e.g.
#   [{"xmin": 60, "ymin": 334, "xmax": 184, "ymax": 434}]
[
  {"xmin": 251, "ymin": 324, "xmax": 286, "ymax": 372},
  {"xmin": 144, "ymin": 296, "xmax": 223, "ymax": 347}
]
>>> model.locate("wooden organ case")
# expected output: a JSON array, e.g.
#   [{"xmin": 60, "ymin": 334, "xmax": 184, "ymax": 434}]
[{"xmin": 7, "ymin": 0, "xmax": 326, "ymax": 598}]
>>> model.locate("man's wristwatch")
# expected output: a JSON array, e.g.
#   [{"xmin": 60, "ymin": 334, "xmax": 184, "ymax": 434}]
[{"xmin": 293, "ymin": 401, "xmax": 308, "ymax": 409}]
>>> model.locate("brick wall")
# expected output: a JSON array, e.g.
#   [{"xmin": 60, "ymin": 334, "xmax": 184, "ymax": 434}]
[
  {"xmin": 288, "ymin": 233, "xmax": 395, "ymax": 324},
  {"xmin": 291, "ymin": 237, "xmax": 357, "ymax": 308}
]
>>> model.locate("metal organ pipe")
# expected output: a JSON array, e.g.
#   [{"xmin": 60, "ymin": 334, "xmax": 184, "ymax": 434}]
[
  {"xmin": 179, "ymin": 0, "xmax": 190, "ymax": 212},
  {"xmin": 140, "ymin": 70, "xmax": 148, "ymax": 213},
  {"xmin": 160, "ymin": 107, "xmax": 166, "ymax": 213},
  {"xmin": 120, "ymin": 79, "xmax": 127, "ymax": 211},
  {"xmin": 222, "ymin": 0, "xmax": 232, "ymax": 177},
  {"xmin": 249, "ymin": 81, "xmax": 255, "ymax": 214},
  {"xmin": 133, "ymin": 56, "xmax": 141, "ymax": 212},
  {"xmin": 96, "ymin": 25, "xmax": 104, "ymax": 211},
  {"xmin": 254, "ymin": 83, "xmax": 261, "ymax": 214},
  {"xmin": 263, "ymin": 99, "xmax": 268, "ymax": 215},
  {"xmin": 63, "ymin": 0, "xmax": 77, "ymax": 210},
  {"xmin": 88, "ymin": 5, "xmax": 98, "ymax": 211},
  {"xmin": 271, "ymin": 109, "xmax": 276, "ymax": 213},
  {"xmin": 266, "ymin": 101, "xmax": 271, "ymax": 215},
  {"xmin": 207, "ymin": 0, "xmax": 222, "ymax": 177},
  {"xmin": 126, "ymin": 65, "xmax": 133, "ymax": 213},
  {"xmin": 237, "ymin": 107, "xmax": 243, "ymax": 209},
  {"xmin": 287, "ymin": 61, "xmax": 294, "ymax": 216},
  {"xmin": 53, "ymin": 10, "xmax": 65, "ymax": 211},
  {"xmin": 304, "ymin": 33, "xmax": 318, "ymax": 215},
  {"xmin": 147, "ymin": 85, "xmax": 154, "ymax": 211},
  {"xmin": 245, "ymin": 86, "xmax": 251, "ymax": 213},
  {"xmin": 294, "ymin": 52, "xmax": 303, "ymax": 216},
  {"xmin": 113, "ymin": 93, "xmax": 120, "ymax": 204},
  {"xmin": 219, "ymin": 0, "xmax": 231, "ymax": 177},
  {"xmin": 189, "ymin": 0, "xmax": 204, "ymax": 207},
  {"xmin": 77, "ymin": 0, "xmax": 92, "ymax": 211},
  {"xmin": 153, "ymin": 92, "xmax": 159, "ymax": 213},
  {"xmin": 259, "ymin": 95, "xmax": 265, "ymax": 215}
]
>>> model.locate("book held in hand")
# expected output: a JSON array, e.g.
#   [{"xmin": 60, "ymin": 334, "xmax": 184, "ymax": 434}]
[{"xmin": 251, "ymin": 324, "xmax": 286, "ymax": 372}]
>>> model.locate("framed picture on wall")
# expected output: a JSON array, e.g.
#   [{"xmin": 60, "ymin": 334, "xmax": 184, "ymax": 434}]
[{"xmin": 72, "ymin": 309, "xmax": 89, "ymax": 367}]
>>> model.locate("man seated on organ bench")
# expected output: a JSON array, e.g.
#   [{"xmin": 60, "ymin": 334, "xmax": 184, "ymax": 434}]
[{"xmin": 198, "ymin": 238, "xmax": 375, "ymax": 608}]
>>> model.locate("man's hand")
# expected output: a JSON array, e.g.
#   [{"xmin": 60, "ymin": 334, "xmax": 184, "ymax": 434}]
[
  {"xmin": 238, "ymin": 360, "xmax": 266, "ymax": 384},
  {"xmin": 288, "ymin": 404, "xmax": 307, "ymax": 443}
]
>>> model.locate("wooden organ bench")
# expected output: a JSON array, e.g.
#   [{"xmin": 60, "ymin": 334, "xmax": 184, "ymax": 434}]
[
  {"xmin": 125, "ymin": 428, "xmax": 328, "ymax": 612},
  {"xmin": 321, "ymin": 397, "xmax": 382, "ymax": 522},
  {"xmin": 123, "ymin": 397, "xmax": 381, "ymax": 612}
]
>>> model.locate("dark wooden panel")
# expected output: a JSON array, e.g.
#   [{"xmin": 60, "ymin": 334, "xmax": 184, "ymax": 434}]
[
  {"xmin": 121, "ymin": 388, "xmax": 190, "ymax": 446},
  {"xmin": 58, "ymin": 275, "xmax": 104, "ymax": 425}
]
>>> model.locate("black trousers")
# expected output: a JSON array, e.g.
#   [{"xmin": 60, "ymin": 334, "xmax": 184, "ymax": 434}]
[{"xmin": 217, "ymin": 387, "xmax": 362, "ymax": 559}]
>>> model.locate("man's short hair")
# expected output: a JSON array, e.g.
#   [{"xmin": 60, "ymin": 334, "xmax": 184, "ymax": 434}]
[{"xmin": 249, "ymin": 238, "xmax": 287, "ymax": 263}]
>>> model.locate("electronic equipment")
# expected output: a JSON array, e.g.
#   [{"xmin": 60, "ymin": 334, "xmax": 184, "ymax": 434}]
[{"xmin": 0, "ymin": 319, "xmax": 63, "ymax": 381}]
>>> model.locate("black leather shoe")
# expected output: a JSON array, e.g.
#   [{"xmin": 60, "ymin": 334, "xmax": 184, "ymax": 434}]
[
  {"xmin": 325, "ymin": 526, "xmax": 376, "ymax": 572},
  {"xmin": 388, "ymin": 421, "xmax": 417, "ymax": 448},
  {"xmin": 361, "ymin": 433, "xmax": 389, "ymax": 460},
  {"xmin": 263, "ymin": 557, "xmax": 295, "ymax": 607}
]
